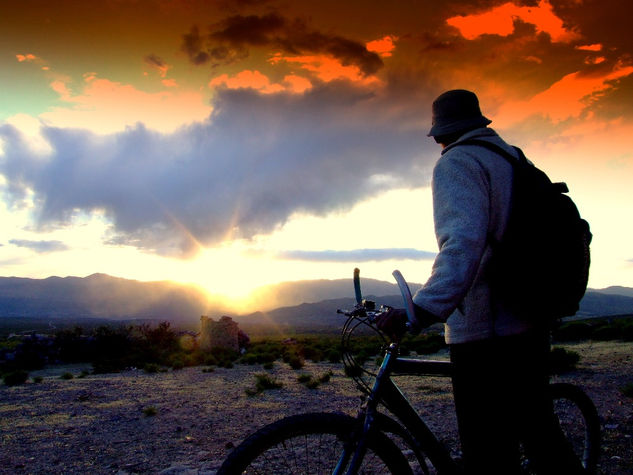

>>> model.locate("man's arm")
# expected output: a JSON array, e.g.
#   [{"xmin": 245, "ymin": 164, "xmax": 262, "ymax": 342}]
[{"xmin": 412, "ymin": 151, "xmax": 491, "ymax": 319}]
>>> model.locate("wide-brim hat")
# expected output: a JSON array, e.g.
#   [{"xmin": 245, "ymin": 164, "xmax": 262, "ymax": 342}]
[{"xmin": 428, "ymin": 89, "xmax": 492, "ymax": 137}]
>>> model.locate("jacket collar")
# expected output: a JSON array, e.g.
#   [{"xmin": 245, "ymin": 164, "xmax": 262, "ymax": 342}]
[{"xmin": 441, "ymin": 127, "xmax": 499, "ymax": 155}]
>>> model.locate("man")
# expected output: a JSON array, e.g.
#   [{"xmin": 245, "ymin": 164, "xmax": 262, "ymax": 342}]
[{"xmin": 377, "ymin": 89, "xmax": 584, "ymax": 473}]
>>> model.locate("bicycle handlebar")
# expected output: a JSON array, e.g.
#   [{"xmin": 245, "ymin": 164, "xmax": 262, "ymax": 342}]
[
  {"xmin": 392, "ymin": 270, "xmax": 420, "ymax": 334},
  {"xmin": 338, "ymin": 268, "xmax": 420, "ymax": 334},
  {"xmin": 353, "ymin": 267, "xmax": 362, "ymax": 305}
]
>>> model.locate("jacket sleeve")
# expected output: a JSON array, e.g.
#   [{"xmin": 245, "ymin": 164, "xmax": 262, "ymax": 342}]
[{"xmin": 412, "ymin": 151, "xmax": 491, "ymax": 320}]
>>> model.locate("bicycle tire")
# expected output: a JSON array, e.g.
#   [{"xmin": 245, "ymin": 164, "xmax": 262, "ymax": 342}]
[
  {"xmin": 550, "ymin": 382, "xmax": 601, "ymax": 473},
  {"xmin": 216, "ymin": 412, "xmax": 413, "ymax": 475}
]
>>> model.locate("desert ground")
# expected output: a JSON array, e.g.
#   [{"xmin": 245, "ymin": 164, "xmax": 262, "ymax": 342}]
[{"xmin": 1, "ymin": 340, "xmax": 631, "ymax": 474}]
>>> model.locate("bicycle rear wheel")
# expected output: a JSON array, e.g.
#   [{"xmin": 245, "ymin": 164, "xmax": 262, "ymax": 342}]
[
  {"xmin": 550, "ymin": 382, "xmax": 601, "ymax": 473},
  {"xmin": 217, "ymin": 412, "xmax": 413, "ymax": 474}
]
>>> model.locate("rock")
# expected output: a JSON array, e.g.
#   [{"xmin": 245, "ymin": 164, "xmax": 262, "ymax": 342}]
[{"xmin": 199, "ymin": 316, "xmax": 248, "ymax": 353}]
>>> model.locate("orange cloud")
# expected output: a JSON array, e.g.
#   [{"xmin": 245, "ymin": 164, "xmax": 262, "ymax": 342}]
[
  {"xmin": 496, "ymin": 62, "xmax": 633, "ymax": 125},
  {"xmin": 41, "ymin": 74, "xmax": 211, "ymax": 133},
  {"xmin": 209, "ymin": 70, "xmax": 314, "ymax": 95},
  {"xmin": 16, "ymin": 53, "xmax": 38, "ymax": 62},
  {"xmin": 282, "ymin": 74, "xmax": 312, "ymax": 94},
  {"xmin": 576, "ymin": 44, "xmax": 603, "ymax": 52},
  {"xmin": 447, "ymin": 0, "xmax": 579, "ymax": 43},
  {"xmin": 270, "ymin": 53, "xmax": 381, "ymax": 86},
  {"xmin": 162, "ymin": 78, "xmax": 178, "ymax": 88},
  {"xmin": 366, "ymin": 35, "xmax": 398, "ymax": 58},
  {"xmin": 209, "ymin": 70, "xmax": 285, "ymax": 94}
]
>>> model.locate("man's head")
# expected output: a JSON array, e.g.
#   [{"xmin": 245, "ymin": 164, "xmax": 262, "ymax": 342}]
[{"xmin": 428, "ymin": 89, "xmax": 491, "ymax": 146}]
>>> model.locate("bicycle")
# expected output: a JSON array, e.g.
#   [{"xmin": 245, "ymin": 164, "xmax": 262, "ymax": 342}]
[{"xmin": 217, "ymin": 269, "xmax": 601, "ymax": 474}]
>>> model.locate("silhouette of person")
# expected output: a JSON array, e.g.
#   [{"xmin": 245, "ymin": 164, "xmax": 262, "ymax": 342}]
[{"xmin": 377, "ymin": 89, "xmax": 585, "ymax": 474}]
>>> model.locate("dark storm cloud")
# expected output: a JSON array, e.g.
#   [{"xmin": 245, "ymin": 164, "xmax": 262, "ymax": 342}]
[
  {"xmin": 9, "ymin": 239, "xmax": 69, "ymax": 253},
  {"xmin": 181, "ymin": 13, "xmax": 383, "ymax": 75},
  {"xmin": 0, "ymin": 84, "xmax": 435, "ymax": 258},
  {"xmin": 277, "ymin": 248, "xmax": 436, "ymax": 262},
  {"xmin": 553, "ymin": 0, "xmax": 633, "ymax": 54},
  {"xmin": 144, "ymin": 54, "xmax": 168, "ymax": 71}
]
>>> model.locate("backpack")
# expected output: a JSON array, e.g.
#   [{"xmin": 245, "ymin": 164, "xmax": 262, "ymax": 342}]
[{"xmin": 461, "ymin": 139, "xmax": 592, "ymax": 321}]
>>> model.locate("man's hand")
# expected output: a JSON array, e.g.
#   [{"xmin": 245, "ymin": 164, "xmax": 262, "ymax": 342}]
[
  {"xmin": 375, "ymin": 308, "xmax": 408, "ymax": 340},
  {"xmin": 375, "ymin": 304, "xmax": 441, "ymax": 340}
]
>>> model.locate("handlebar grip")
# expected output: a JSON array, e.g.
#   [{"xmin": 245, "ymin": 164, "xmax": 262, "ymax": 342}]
[
  {"xmin": 392, "ymin": 270, "xmax": 419, "ymax": 332},
  {"xmin": 353, "ymin": 268, "xmax": 362, "ymax": 305}
]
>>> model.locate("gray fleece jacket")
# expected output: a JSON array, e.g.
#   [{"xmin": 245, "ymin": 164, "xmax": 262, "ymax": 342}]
[{"xmin": 412, "ymin": 127, "xmax": 533, "ymax": 344}]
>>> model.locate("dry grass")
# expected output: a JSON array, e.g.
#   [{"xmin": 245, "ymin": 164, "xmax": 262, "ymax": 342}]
[{"xmin": 0, "ymin": 341, "xmax": 630, "ymax": 474}]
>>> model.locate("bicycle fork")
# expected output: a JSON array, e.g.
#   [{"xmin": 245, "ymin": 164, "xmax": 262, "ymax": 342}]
[{"xmin": 333, "ymin": 344, "xmax": 399, "ymax": 475}]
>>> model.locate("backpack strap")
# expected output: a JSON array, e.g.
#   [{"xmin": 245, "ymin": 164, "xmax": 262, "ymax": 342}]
[
  {"xmin": 460, "ymin": 139, "xmax": 570, "ymax": 193},
  {"xmin": 457, "ymin": 139, "xmax": 528, "ymax": 167}
]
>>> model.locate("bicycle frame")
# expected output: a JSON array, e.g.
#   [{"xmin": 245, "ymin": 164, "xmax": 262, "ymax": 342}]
[{"xmin": 338, "ymin": 341, "xmax": 461, "ymax": 475}]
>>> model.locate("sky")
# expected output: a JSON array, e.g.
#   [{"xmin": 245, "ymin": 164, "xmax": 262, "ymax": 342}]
[{"xmin": 1, "ymin": 0, "xmax": 632, "ymax": 312}]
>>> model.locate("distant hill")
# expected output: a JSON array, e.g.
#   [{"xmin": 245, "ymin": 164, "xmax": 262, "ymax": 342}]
[
  {"xmin": 592, "ymin": 286, "xmax": 633, "ymax": 298},
  {"xmin": 0, "ymin": 273, "xmax": 632, "ymax": 332},
  {"xmin": 0, "ymin": 274, "xmax": 212, "ymax": 323},
  {"xmin": 246, "ymin": 277, "xmax": 418, "ymax": 310}
]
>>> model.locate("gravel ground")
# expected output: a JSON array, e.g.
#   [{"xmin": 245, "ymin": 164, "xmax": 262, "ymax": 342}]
[{"xmin": 0, "ymin": 340, "xmax": 631, "ymax": 474}]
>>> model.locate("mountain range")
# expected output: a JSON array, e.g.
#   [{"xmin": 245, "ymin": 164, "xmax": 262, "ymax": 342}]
[{"xmin": 1, "ymin": 273, "xmax": 632, "ymax": 330}]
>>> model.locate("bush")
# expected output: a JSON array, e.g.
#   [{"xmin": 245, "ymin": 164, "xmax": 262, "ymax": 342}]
[
  {"xmin": 549, "ymin": 347, "xmax": 580, "ymax": 374},
  {"xmin": 318, "ymin": 370, "xmax": 333, "ymax": 383},
  {"xmin": 255, "ymin": 373, "xmax": 283, "ymax": 391},
  {"xmin": 620, "ymin": 383, "xmax": 633, "ymax": 398},
  {"xmin": 143, "ymin": 406, "xmax": 157, "ymax": 417},
  {"xmin": 552, "ymin": 321, "xmax": 593, "ymax": 342},
  {"xmin": 326, "ymin": 349, "xmax": 341, "ymax": 363},
  {"xmin": 244, "ymin": 373, "xmax": 283, "ymax": 395},
  {"xmin": 60, "ymin": 372, "xmax": 74, "ymax": 380},
  {"xmin": 32, "ymin": 375, "xmax": 43, "ymax": 383},
  {"xmin": 240, "ymin": 353, "xmax": 259, "ymax": 365},
  {"xmin": 3, "ymin": 370, "xmax": 29, "ymax": 386},
  {"xmin": 297, "ymin": 373, "xmax": 312, "ymax": 384},
  {"xmin": 91, "ymin": 360, "xmax": 123, "ymax": 374},
  {"xmin": 143, "ymin": 363, "xmax": 161, "ymax": 374},
  {"xmin": 170, "ymin": 358, "xmax": 185, "ymax": 370}
]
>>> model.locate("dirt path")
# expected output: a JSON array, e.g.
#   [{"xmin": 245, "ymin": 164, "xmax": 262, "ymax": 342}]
[{"xmin": 1, "ymin": 341, "xmax": 631, "ymax": 474}]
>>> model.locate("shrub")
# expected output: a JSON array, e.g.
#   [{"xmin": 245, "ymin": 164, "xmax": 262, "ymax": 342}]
[
  {"xmin": 262, "ymin": 362, "xmax": 274, "ymax": 370},
  {"xmin": 318, "ymin": 370, "xmax": 333, "ymax": 383},
  {"xmin": 297, "ymin": 373, "xmax": 312, "ymax": 384},
  {"xmin": 60, "ymin": 372, "xmax": 74, "ymax": 380},
  {"xmin": 326, "ymin": 349, "xmax": 341, "ymax": 363},
  {"xmin": 32, "ymin": 375, "xmax": 43, "ymax": 383},
  {"xmin": 91, "ymin": 359, "xmax": 123, "ymax": 375},
  {"xmin": 143, "ymin": 406, "xmax": 157, "ymax": 417},
  {"xmin": 254, "ymin": 373, "xmax": 283, "ymax": 393},
  {"xmin": 171, "ymin": 359, "xmax": 185, "ymax": 370},
  {"xmin": 3, "ymin": 370, "xmax": 29, "ymax": 386},
  {"xmin": 143, "ymin": 363, "xmax": 161, "ymax": 374},
  {"xmin": 240, "ymin": 353, "xmax": 259, "ymax": 365},
  {"xmin": 549, "ymin": 347, "xmax": 580, "ymax": 374},
  {"xmin": 286, "ymin": 354, "xmax": 304, "ymax": 370},
  {"xmin": 620, "ymin": 383, "xmax": 633, "ymax": 398}
]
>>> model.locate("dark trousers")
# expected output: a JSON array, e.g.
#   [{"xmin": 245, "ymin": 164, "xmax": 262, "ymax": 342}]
[{"xmin": 450, "ymin": 332, "xmax": 585, "ymax": 474}]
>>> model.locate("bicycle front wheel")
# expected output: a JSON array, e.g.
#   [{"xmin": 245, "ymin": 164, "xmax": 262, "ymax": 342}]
[
  {"xmin": 217, "ymin": 412, "xmax": 413, "ymax": 475},
  {"xmin": 550, "ymin": 382, "xmax": 601, "ymax": 473}
]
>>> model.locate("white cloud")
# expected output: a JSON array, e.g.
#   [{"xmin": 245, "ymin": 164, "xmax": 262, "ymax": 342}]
[{"xmin": 0, "ymin": 84, "xmax": 433, "ymax": 258}]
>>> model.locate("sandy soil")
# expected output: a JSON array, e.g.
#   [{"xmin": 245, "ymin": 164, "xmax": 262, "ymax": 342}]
[{"xmin": 0, "ymin": 340, "xmax": 631, "ymax": 474}]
